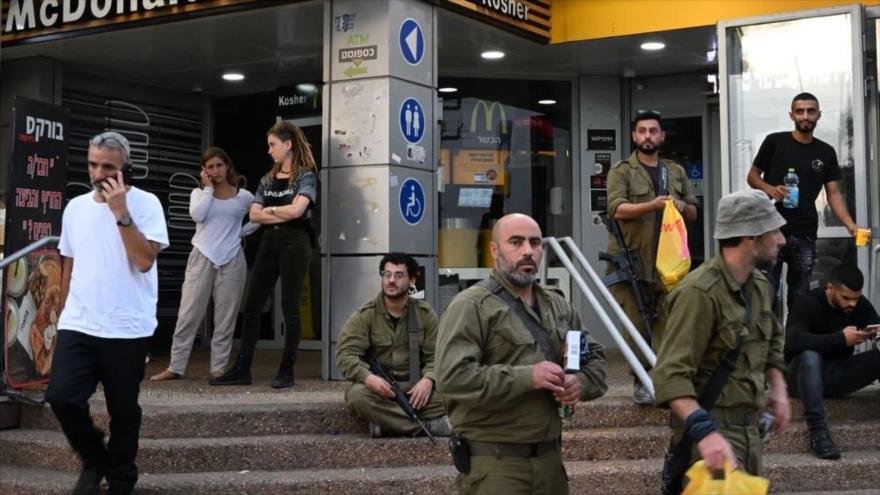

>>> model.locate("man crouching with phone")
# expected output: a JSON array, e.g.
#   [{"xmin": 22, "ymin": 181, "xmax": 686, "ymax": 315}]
[
  {"xmin": 784, "ymin": 263, "xmax": 880, "ymax": 460},
  {"xmin": 45, "ymin": 131, "xmax": 168, "ymax": 495}
]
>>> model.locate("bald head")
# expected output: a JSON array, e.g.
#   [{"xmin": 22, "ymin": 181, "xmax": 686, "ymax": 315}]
[
  {"xmin": 491, "ymin": 214, "xmax": 543, "ymax": 288},
  {"xmin": 492, "ymin": 213, "xmax": 542, "ymax": 243}
]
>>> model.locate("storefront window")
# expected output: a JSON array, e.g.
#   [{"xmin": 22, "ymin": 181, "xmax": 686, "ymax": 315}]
[{"xmin": 437, "ymin": 78, "xmax": 571, "ymax": 268}]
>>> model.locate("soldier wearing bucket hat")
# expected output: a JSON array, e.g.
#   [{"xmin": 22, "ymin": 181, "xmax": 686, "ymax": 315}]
[{"xmin": 652, "ymin": 189, "xmax": 791, "ymax": 486}]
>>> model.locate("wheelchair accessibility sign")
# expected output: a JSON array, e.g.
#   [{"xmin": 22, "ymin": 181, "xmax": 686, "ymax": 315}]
[{"xmin": 399, "ymin": 177, "xmax": 425, "ymax": 225}]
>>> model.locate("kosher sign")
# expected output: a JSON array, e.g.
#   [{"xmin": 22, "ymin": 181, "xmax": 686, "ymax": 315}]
[{"xmin": 4, "ymin": 97, "xmax": 67, "ymax": 386}]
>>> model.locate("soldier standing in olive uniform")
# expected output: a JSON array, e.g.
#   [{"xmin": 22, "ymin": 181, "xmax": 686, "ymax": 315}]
[
  {"xmin": 336, "ymin": 252, "xmax": 451, "ymax": 438},
  {"xmin": 437, "ymin": 213, "xmax": 607, "ymax": 495},
  {"xmin": 651, "ymin": 190, "xmax": 791, "ymax": 479},
  {"xmin": 606, "ymin": 110, "xmax": 698, "ymax": 405}
]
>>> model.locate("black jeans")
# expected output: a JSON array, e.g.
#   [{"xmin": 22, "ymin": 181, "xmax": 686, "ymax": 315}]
[
  {"xmin": 786, "ymin": 349, "xmax": 880, "ymax": 431},
  {"xmin": 767, "ymin": 233, "xmax": 816, "ymax": 312},
  {"xmin": 239, "ymin": 225, "xmax": 312, "ymax": 356},
  {"xmin": 45, "ymin": 330, "xmax": 150, "ymax": 494}
]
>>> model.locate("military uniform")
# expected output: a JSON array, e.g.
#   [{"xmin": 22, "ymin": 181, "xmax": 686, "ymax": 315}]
[
  {"xmin": 605, "ymin": 151, "xmax": 698, "ymax": 359},
  {"xmin": 335, "ymin": 293, "xmax": 446, "ymax": 435},
  {"xmin": 436, "ymin": 272, "xmax": 608, "ymax": 495},
  {"xmin": 651, "ymin": 254, "xmax": 785, "ymax": 475}
]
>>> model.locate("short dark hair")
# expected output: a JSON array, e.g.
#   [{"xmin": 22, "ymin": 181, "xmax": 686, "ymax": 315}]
[
  {"xmin": 792, "ymin": 92, "xmax": 819, "ymax": 106},
  {"xmin": 829, "ymin": 263, "xmax": 863, "ymax": 292},
  {"xmin": 380, "ymin": 252, "xmax": 419, "ymax": 279},
  {"xmin": 718, "ymin": 237, "xmax": 745, "ymax": 249},
  {"xmin": 632, "ymin": 110, "xmax": 663, "ymax": 131}
]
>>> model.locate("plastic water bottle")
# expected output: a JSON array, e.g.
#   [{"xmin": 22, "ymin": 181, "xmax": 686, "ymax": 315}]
[{"xmin": 783, "ymin": 168, "xmax": 799, "ymax": 209}]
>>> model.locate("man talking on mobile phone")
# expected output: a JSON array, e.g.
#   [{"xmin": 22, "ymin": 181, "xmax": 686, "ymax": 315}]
[
  {"xmin": 784, "ymin": 264, "xmax": 880, "ymax": 460},
  {"xmin": 44, "ymin": 131, "xmax": 169, "ymax": 495}
]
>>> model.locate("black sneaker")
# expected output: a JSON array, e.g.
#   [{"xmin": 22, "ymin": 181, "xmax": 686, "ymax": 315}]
[
  {"xmin": 209, "ymin": 353, "xmax": 252, "ymax": 386},
  {"xmin": 72, "ymin": 462, "xmax": 104, "ymax": 495},
  {"xmin": 809, "ymin": 428, "xmax": 841, "ymax": 460}
]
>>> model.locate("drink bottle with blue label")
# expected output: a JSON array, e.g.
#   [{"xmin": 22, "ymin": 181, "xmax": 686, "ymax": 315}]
[{"xmin": 783, "ymin": 168, "xmax": 799, "ymax": 209}]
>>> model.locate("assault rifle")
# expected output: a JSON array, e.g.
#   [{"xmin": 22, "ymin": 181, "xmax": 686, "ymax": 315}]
[
  {"xmin": 598, "ymin": 213, "xmax": 656, "ymax": 333},
  {"xmin": 365, "ymin": 352, "xmax": 437, "ymax": 445}
]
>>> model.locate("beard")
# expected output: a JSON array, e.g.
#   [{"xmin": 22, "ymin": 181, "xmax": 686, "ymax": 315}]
[
  {"xmin": 636, "ymin": 141, "xmax": 659, "ymax": 155},
  {"xmin": 383, "ymin": 284, "xmax": 409, "ymax": 300},
  {"xmin": 497, "ymin": 255, "xmax": 538, "ymax": 288},
  {"xmin": 795, "ymin": 120, "xmax": 815, "ymax": 133}
]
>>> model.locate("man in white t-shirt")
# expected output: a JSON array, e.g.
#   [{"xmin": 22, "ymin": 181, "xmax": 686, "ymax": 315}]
[{"xmin": 44, "ymin": 131, "xmax": 168, "ymax": 495}]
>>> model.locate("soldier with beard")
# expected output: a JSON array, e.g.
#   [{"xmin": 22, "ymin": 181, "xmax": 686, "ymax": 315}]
[
  {"xmin": 335, "ymin": 252, "xmax": 451, "ymax": 438},
  {"xmin": 437, "ymin": 213, "xmax": 607, "ymax": 495},
  {"xmin": 652, "ymin": 190, "xmax": 791, "ymax": 483},
  {"xmin": 747, "ymin": 92, "xmax": 863, "ymax": 311},
  {"xmin": 605, "ymin": 110, "xmax": 698, "ymax": 405}
]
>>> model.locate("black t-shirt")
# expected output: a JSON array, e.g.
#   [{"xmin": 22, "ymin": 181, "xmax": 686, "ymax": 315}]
[
  {"xmin": 753, "ymin": 132, "xmax": 841, "ymax": 236},
  {"xmin": 638, "ymin": 160, "xmax": 666, "ymax": 195},
  {"xmin": 784, "ymin": 287, "xmax": 880, "ymax": 362},
  {"xmin": 254, "ymin": 170, "xmax": 317, "ymax": 214}
]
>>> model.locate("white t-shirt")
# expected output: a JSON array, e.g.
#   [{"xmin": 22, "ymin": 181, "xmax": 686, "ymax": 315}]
[
  {"xmin": 58, "ymin": 187, "xmax": 169, "ymax": 339},
  {"xmin": 189, "ymin": 187, "xmax": 256, "ymax": 266}
]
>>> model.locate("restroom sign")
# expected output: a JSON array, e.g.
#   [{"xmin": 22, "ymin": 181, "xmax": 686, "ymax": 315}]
[
  {"xmin": 399, "ymin": 18, "xmax": 425, "ymax": 66},
  {"xmin": 399, "ymin": 97, "xmax": 425, "ymax": 144},
  {"xmin": 399, "ymin": 177, "xmax": 425, "ymax": 225}
]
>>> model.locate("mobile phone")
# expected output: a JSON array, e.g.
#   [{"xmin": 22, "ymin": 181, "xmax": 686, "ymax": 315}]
[
  {"xmin": 864, "ymin": 324, "xmax": 880, "ymax": 333},
  {"xmin": 121, "ymin": 163, "xmax": 134, "ymax": 184}
]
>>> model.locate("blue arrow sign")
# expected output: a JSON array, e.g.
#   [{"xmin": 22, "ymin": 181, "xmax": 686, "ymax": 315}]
[
  {"xmin": 399, "ymin": 178, "xmax": 425, "ymax": 226},
  {"xmin": 399, "ymin": 97, "xmax": 425, "ymax": 144},
  {"xmin": 399, "ymin": 18, "xmax": 424, "ymax": 66}
]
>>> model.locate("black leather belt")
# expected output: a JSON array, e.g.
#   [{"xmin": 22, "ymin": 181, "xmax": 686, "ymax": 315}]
[{"xmin": 468, "ymin": 439, "xmax": 559, "ymax": 458}]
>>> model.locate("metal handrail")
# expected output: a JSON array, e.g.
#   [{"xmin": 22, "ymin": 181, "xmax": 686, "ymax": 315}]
[
  {"xmin": 541, "ymin": 236, "xmax": 654, "ymax": 398},
  {"xmin": 0, "ymin": 236, "xmax": 61, "ymax": 271},
  {"xmin": 1, "ymin": 235, "xmax": 60, "ymax": 405}
]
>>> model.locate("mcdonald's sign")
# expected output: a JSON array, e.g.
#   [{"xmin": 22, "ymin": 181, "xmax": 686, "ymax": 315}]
[{"xmin": 469, "ymin": 100, "xmax": 508, "ymax": 135}]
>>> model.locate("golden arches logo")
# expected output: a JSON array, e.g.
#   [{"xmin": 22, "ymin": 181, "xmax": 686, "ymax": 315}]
[{"xmin": 469, "ymin": 100, "xmax": 507, "ymax": 134}]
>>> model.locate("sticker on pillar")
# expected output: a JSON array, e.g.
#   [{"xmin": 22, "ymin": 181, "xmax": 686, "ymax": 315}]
[
  {"xmin": 399, "ymin": 97, "xmax": 425, "ymax": 144},
  {"xmin": 399, "ymin": 177, "xmax": 425, "ymax": 226},
  {"xmin": 399, "ymin": 18, "xmax": 425, "ymax": 66}
]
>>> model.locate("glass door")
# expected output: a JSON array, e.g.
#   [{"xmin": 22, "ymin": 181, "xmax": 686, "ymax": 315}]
[{"xmin": 718, "ymin": 5, "xmax": 870, "ymax": 288}]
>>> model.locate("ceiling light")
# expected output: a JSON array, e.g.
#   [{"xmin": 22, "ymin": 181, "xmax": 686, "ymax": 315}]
[
  {"xmin": 640, "ymin": 41, "xmax": 665, "ymax": 51},
  {"xmin": 481, "ymin": 50, "xmax": 505, "ymax": 60},
  {"xmin": 538, "ymin": 99, "xmax": 556, "ymax": 105},
  {"xmin": 296, "ymin": 83, "xmax": 317, "ymax": 93},
  {"xmin": 438, "ymin": 87, "xmax": 458, "ymax": 93},
  {"xmin": 222, "ymin": 72, "xmax": 245, "ymax": 82}
]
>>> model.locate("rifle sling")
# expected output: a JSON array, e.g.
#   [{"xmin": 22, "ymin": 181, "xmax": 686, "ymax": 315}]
[
  {"xmin": 477, "ymin": 278, "xmax": 558, "ymax": 363},
  {"xmin": 406, "ymin": 299, "xmax": 420, "ymax": 383}
]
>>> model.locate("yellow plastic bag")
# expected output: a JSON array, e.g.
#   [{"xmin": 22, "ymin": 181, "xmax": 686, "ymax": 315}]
[
  {"xmin": 656, "ymin": 199, "xmax": 691, "ymax": 291},
  {"xmin": 682, "ymin": 460, "xmax": 770, "ymax": 495}
]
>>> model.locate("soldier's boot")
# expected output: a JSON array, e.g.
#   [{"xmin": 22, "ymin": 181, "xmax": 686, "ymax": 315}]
[
  {"xmin": 809, "ymin": 428, "xmax": 841, "ymax": 460},
  {"xmin": 633, "ymin": 376, "xmax": 654, "ymax": 406},
  {"xmin": 425, "ymin": 415, "xmax": 453, "ymax": 437},
  {"xmin": 271, "ymin": 351, "xmax": 296, "ymax": 389},
  {"xmin": 209, "ymin": 353, "xmax": 253, "ymax": 386}
]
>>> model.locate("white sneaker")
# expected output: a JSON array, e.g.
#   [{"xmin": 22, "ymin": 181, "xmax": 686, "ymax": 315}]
[{"xmin": 425, "ymin": 415, "xmax": 453, "ymax": 437}]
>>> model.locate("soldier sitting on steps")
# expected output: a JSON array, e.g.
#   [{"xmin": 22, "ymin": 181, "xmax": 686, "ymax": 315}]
[{"xmin": 335, "ymin": 252, "xmax": 452, "ymax": 438}]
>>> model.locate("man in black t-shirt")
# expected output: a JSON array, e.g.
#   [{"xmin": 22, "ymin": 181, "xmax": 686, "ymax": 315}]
[
  {"xmin": 747, "ymin": 92, "xmax": 862, "ymax": 311},
  {"xmin": 785, "ymin": 264, "xmax": 880, "ymax": 460}
]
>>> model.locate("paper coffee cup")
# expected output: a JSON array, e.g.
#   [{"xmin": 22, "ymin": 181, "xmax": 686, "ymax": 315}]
[{"xmin": 855, "ymin": 228, "xmax": 871, "ymax": 247}]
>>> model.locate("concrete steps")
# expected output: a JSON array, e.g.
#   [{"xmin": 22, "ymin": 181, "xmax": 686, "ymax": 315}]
[
  {"xmin": 2, "ymin": 450, "xmax": 879, "ymax": 495},
  {"xmin": 2, "ymin": 350, "xmax": 878, "ymax": 494},
  {"xmin": 4, "ymin": 420, "xmax": 880, "ymax": 474}
]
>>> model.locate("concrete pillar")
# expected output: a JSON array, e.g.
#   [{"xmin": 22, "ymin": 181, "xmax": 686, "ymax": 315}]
[{"xmin": 321, "ymin": 0, "xmax": 437, "ymax": 379}]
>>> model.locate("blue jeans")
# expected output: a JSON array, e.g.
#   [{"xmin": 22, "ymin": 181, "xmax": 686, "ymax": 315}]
[
  {"xmin": 767, "ymin": 233, "xmax": 816, "ymax": 312},
  {"xmin": 786, "ymin": 350, "xmax": 880, "ymax": 431}
]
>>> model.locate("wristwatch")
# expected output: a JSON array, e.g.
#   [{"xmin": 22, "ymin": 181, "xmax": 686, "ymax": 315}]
[{"xmin": 117, "ymin": 214, "xmax": 133, "ymax": 227}]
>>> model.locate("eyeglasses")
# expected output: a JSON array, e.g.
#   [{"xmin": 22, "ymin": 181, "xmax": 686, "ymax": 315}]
[
  {"xmin": 380, "ymin": 270, "xmax": 408, "ymax": 281},
  {"xmin": 636, "ymin": 109, "xmax": 662, "ymax": 117},
  {"xmin": 90, "ymin": 133, "xmax": 127, "ymax": 148}
]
